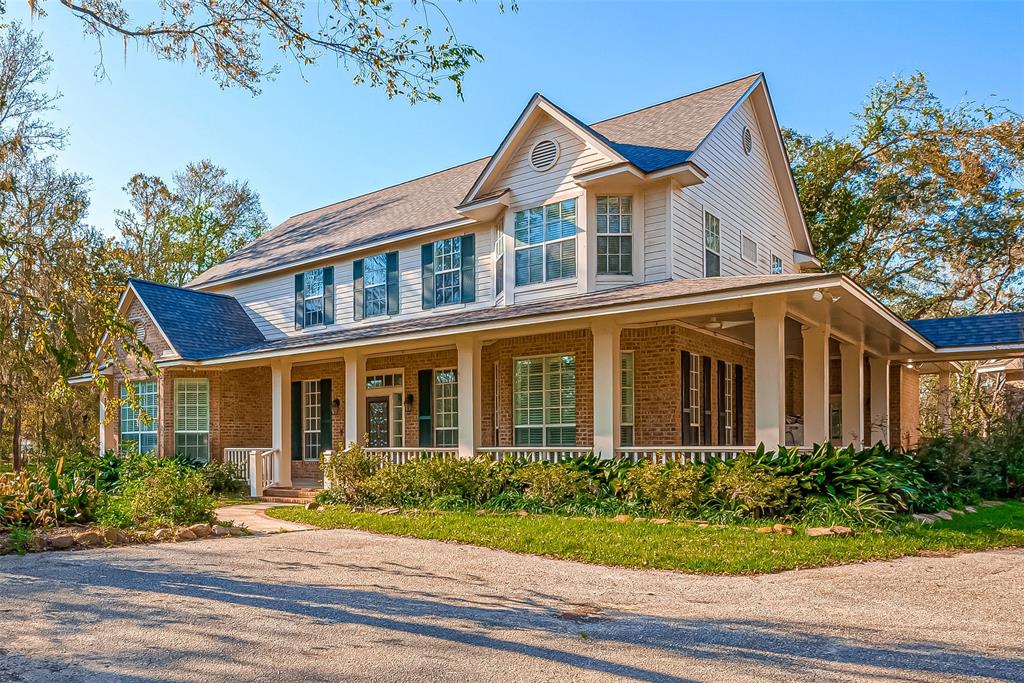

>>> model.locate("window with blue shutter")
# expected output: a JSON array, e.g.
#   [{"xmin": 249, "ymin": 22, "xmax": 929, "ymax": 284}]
[
  {"xmin": 296, "ymin": 267, "xmax": 332, "ymax": 328},
  {"xmin": 427, "ymin": 235, "xmax": 475, "ymax": 307}
]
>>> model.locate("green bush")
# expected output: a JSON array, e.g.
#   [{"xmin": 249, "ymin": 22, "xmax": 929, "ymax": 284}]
[
  {"xmin": 0, "ymin": 458, "xmax": 98, "ymax": 528},
  {"xmin": 801, "ymin": 490, "xmax": 897, "ymax": 528},
  {"xmin": 201, "ymin": 461, "xmax": 248, "ymax": 496},
  {"xmin": 624, "ymin": 461, "xmax": 706, "ymax": 516},
  {"xmin": 319, "ymin": 443, "xmax": 381, "ymax": 503},
  {"xmin": 513, "ymin": 462, "xmax": 592, "ymax": 508},
  {"xmin": 707, "ymin": 456, "xmax": 796, "ymax": 519},
  {"xmin": 361, "ymin": 457, "xmax": 510, "ymax": 508},
  {"xmin": 119, "ymin": 463, "xmax": 214, "ymax": 528}
]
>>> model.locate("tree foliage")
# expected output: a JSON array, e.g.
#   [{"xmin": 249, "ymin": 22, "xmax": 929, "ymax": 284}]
[
  {"xmin": 114, "ymin": 160, "xmax": 268, "ymax": 286},
  {"xmin": 27, "ymin": 0, "xmax": 512, "ymax": 101},
  {"xmin": 786, "ymin": 72, "xmax": 1024, "ymax": 318}
]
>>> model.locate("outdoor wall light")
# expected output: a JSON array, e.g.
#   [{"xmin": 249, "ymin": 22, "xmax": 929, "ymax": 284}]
[
  {"xmin": 331, "ymin": 398, "xmax": 341, "ymax": 415},
  {"xmin": 812, "ymin": 290, "xmax": 824, "ymax": 302},
  {"xmin": 405, "ymin": 393, "xmax": 414, "ymax": 409}
]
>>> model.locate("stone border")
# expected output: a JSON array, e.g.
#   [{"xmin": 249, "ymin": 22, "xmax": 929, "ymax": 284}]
[
  {"xmin": 0, "ymin": 522, "xmax": 249, "ymax": 556},
  {"xmin": 912, "ymin": 501, "xmax": 1002, "ymax": 525}
]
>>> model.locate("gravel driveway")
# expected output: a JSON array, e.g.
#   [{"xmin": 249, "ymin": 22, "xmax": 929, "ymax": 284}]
[{"xmin": 1, "ymin": 528, "xmax": 1022, "ymax": 682}]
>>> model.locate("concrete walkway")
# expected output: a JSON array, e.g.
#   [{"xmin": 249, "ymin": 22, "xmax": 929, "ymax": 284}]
[
  {"xmin": 214, "ymin": 503, "xmax": 315, "ymax": 534},
  {"xmin": 1, "ymin": 528, "xmax": 1022, "ymax": 682}
]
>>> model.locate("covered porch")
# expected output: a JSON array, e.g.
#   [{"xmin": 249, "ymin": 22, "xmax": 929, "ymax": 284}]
[{"xmin": 183, "ymin": 275, "xmax": 930, "ymax": 495}]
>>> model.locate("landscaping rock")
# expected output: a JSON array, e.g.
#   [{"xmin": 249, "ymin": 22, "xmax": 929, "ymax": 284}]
[
  {"xmin": 102, "ymin": 528, "xmax": 129, "ymax": 545},
  {"xmin": 964, "ymin": 505, "xmax": 977, "ymax": 513},
  {"xmin": 934, "ymin": 510, "xmax": 954, "ymax": 521},
  {"xmin": 48, "ymin": 535, "xmax": 75, "ymax": 550},
  {"xmin": 211, "ymin": 525, "xmax": 231, "ymax": 537},
  {"xmin": 772, "ymin": 524, "xmax": 795, "ymax": 536},
  {"xmin": 912, "ymin": 514, "xmax": 937, "ymax": 524},
  {"xmin": 612, "ymin": 514, "xmax": 631, "ymax": 523},
  {"xmin": 305, "ymin": 501, "xmax": 318, "ymax": 510},
  {"xmin": 650, "ymin": 518, "xmax": 672, "ymax": 525},
  {"xmin": 516, "ymin": 510, "xmax": 529, "ymax": 517},
  {"xmin": 175, "ymin": 529, "xmax": 197, "ymax": 542},
  {"xmin": 947, "ymin": 508, "xmax": 965, "ymax": 515},
  {"xmin": 153, "ymin": 528, "xmax": 174, "ymax": 542},
  {"xmin": 378, "ymin": 507, "xmax": 400, "ymax": 515},
  {"xmin": 829, "ymin": 526, "xmax": 855, "ymax": 537},
  {"xmin": 805, "ymin": 527, "xmax": 834, "ymax": 537},
  {"xmin": 227, "ymin": 526, "xmax": 245, "ymax": 537},
  {"xmin": 633, "ymin": 517, "xmax": 647, "ymax": 523},
  {"xmin": 755, "ymin": 526, "xmax": 774, "ymax": 534},
  {"xmin": 980, "ymin": 500, "xmax": 1004, "ymax": 507},
  {"xmin": 74, "ymin": 531, "xmax": 104, "ymax": 548},
  {"xmin": 696, "ymin": 523, "xmax": 710, "ymax": 528},
  {"xmin": 188, "ymin": 524, "xmax": 212, "ymax": 538}
]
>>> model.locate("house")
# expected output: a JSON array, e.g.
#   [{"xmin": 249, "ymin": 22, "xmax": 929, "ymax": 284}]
[{"xmin": 93, "ymin": 73, "xmax": 1024, "ymax": 494}]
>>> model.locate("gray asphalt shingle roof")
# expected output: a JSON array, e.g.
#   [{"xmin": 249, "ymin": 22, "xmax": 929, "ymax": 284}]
[
  {"xmin": 130, "ymin": 279, "xmax": 266, "ymax": 361},
  {"xmin": 189, "ymin": 74, "xmax": 761, "ymax": 288},
  {"xmin": 908, "ymin": 312, "xmax": 1024, "ymax": 349}
]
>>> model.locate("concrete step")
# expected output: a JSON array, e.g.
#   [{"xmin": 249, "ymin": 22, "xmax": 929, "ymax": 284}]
[
  {"xmin": 262, "ymin": 486, "xmax": 320, "ymax": 497},
  {"xmin": 259, "ymin": 496, "xmax": 316, "ymax": 505}
]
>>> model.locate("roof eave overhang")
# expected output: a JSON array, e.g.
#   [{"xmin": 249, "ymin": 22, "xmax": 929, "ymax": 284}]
[
  {"xmin": 574, "ymin": 160, "xmax": 707, "ymax": 188},
  {"xmin": 455, "ymin": 189, "xmax": 511, "ymax": 222},
  {"xmin": 794, "ymin": 250, "xmax": 822, "ymax": 271}
]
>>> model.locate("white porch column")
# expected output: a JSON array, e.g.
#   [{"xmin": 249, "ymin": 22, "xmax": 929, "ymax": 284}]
[
  {"xmin": 801, "ymin": 324, "xmax": 830, "ymax": 447},
  {"xmin": 271, "ymin": 359, "xmax": 293, "ymax": 488},
  {"xmin": 457, "ymin": 336, "xmax": 482, "ymax": 459},
  {"xmin": 591, "ymin": 321, "xmax": 620, "ymax": 459},
  {"xmin": 869, "ymin": 356, "xmax": 891, "ymax": 447},
  {"xmin": 937, "ymin": 369, "xmax": 952, "ymax": 434},
  {"xmin": 840, "ymin": 341, "xmax": 865, "ymax": 448},
  {"xmin": 344, "ymin": 350, "xmax": 366, "ymax": 448},
  {"xmin": 98, "ymin": 389, "xmax": 108, "ymax": 456},
  {"xmin": 753, "ymin": 298, "xmax": 787, "ymax": 448}
]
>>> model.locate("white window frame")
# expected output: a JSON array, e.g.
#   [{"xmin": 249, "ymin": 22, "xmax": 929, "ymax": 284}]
[
  {"xmin": 620, "ymin": 351, "xmax": 635, "ymax": 447},
  {"xmin": 362, "ymin": 253, "xmax": 388, "ymax": 318},
  {"xmin": 120, "ymin": 380, "xmax": 158, "ymax": 454},
  {"xmin": 689, "ymin": 354, "xmax": 702, "ymax": 428},
  {"xmin": 596, "ymin": 195, "xmax": 633, "ymax": 276},
  {"xmin": 303, "ymin": 267, "xmax": 325, "ymax": 327},
  {"xmin": 703, "ymin": 211, "xmax": 721, "ymax": 277},
  {"xmin": 433, "ymin": 369, "xmax": 459, "ymax": 447},
  {"xmin": 433, "ymin": 237, "xmax": 462, "ymax": 306},
  {"xmin": 174, "ymin": 378, "xmax": 209, "ymax": 463},
  {"xmin": 514, "ymin": 197, "xmax": 577, "ymax": 287},
  {"xmin": 740, "ymin": 232, "xmax": 759, "ymax": 265},
  {"xmin": 513, "ymin": 354, "xmax": 577, "ymax": 447},
  {"xmin": 302, "ymin": 379, "xmax": 321, "ymax": 461},
  {"xmin": 391, "ymin": 392, "xmax": 405, "ymax": 447},
  {"xmin": 723, "ymin": 362, "xmax": 736, "ymax": 446},
  {"xmin": 770, "ymin": 251, "xmax": 784, "ymax": 275},
  {"xmin": 494, "ymin": 232, "xmax": 505, "ymax": 297}
]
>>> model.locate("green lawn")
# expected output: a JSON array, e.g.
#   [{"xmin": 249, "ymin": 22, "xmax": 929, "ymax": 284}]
[{"xmin": 267, "ymin": 502, "xmax": 1024, "ymax": 575}]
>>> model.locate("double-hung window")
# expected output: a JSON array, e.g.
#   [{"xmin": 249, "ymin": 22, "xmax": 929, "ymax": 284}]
[
  {"xmin": 302, "ymin": 380, "xmax": 321, "ymax": 460},
  {"xmin": 120, "ymin": 380, "xmax": 158, "ymax": 454},
  {"xmin": 174, "ymin": 378, "xmax": 209, "ymax": 462},
  {"xmin": 689, "ymin": 355, "xmax": 703, "ymax": 428},
  {"xmin": 723, "ymin": 362, "xmax": 736, "ymax": 446},
  {"xmin": 363, "ymin": 254, "xmax": 388, "ymax": 318},
  {"xmin": 303, "ymin": 268, "xmax": 325, "ymax": 326},
  {"xmin": 513, "ymin": 354, "xmax": 576, "ymax": 446},
  {"xmin": 433, "ymin": 238, "xmax": 462, "ymax": 306},
  {"xmin": 771, "ymin": 253, "xmax": 784, "ymax": 274},
  {"xmin": 620, "ymin": 352, "xmax": 635, "ymax": 446},
  {"xmin": 494, "ymin": 234, "xmax": 505, "ymax": 297},
  {"xmin": 514, "ymin": 198, "xmax": 577, "ymax": 286},
  {"xmin": 704, "ymin": 211, "xmax": 721, "ymax": 277},
  {"xmin": 433, "ymin": 369, "xmax": 459, "ymax": 447},
  {"xmin": 596, "ymin": 195, "xmax": 633, "ymax": 275}
]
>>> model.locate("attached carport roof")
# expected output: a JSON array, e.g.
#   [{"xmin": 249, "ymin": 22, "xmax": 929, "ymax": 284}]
[{"xmin": 908, "ymin": 311, "xmax": 1024, "ymax": 348}]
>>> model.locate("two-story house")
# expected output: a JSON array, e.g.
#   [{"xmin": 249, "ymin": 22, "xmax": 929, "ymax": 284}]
[{"xmin": 93, "ymin": 73, "xmax": 1024, "ymax": 494}]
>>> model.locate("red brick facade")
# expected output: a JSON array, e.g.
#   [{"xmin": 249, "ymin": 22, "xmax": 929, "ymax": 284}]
[{"xmin": 368, "ymin": 350, "xmax": 459, "ymax": 447}]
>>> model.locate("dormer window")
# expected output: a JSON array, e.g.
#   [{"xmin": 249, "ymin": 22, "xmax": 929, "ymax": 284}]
[
  {"xmin": 514, "ymin": 198, "xmax": 577, "ymax": 286},
  {"xmin": 294, "ymin": 266, "xmax": 335, "ymax": 329}
]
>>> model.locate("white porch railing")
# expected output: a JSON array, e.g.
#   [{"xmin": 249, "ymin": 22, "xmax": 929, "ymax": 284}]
[
  {"xmin": 615, "ymin": 446, "xmax": 750, "ymax": 464},
  {"xmin": 476, "ymin": 446, "xmax": 594, "ymax": 463},
  {"xmin": 364, "ymin": 447, "xmax": 459, "ymax": 464},
  {"xmin": 223, "ymin": 447, "xmax": 280, "ymax": 497}
]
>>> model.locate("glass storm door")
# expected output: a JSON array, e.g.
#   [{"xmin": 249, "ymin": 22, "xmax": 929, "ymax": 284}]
[{"xmin": 367, "ymin": 397, "xmax": 390, "ymax": 448}]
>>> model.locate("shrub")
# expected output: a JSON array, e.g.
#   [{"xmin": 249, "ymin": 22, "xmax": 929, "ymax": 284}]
[
  {"xmin": 801, "ymin": 490, "xmax": 897, "ymax": 528},
  {"xmin": 513, "ymin": 462, "xmax": 592, "ymax": 508},
  {"xmin": 201, "ymin": 461, "xmax": 248, "ymax": 496},
  {"xmin": 320, "ymin": 443, "xmax": 381, "ymax": 503},
  {"xmin": 120, "ymin": 463, "xmax": 214, "ymax": 527},
  {"xmin": 0, "ymin": 458, "xmax": 98, "ymax": 527},
  {"xmin": 624, "ymin": 461, "xmax": 706, "ymax": 516},
  {"xmin": 361, "ymin": 457, "xmax": 509, "ymax": 508},
  {"xmin": 707, "ymin": 456, "xmax": 796, "ymax": 518}
]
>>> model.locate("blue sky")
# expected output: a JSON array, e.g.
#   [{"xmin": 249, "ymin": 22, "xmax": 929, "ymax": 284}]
[{"xmin": 11, "ymin": 1, "xmax": 1024, "ymax": 233}]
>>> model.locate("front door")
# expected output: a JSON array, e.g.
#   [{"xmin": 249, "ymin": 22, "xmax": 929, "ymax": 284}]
[{"xmin": 367, "ymin": 397, "xmax": 390, "ymax": 447}]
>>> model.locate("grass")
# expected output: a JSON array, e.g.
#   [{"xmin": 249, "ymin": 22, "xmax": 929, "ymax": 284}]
[
  {"xmin": 267, "ymin": 502, "xmax": 1024, "ymax": 575},
  {"xmin": 214, "ymin": 495, "xmax": 258, "ymax": 508}
]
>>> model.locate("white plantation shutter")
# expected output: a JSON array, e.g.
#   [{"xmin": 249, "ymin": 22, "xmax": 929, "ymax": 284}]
[
  {"xmin": 514, "ymin": 355, "xmax": 576, "ymax": 446},
  {"xmin": 175, "ymin": 378, "xmax": 210, "ymax": 462}
]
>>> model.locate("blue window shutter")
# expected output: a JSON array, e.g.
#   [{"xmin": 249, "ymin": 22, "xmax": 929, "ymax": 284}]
[
  {"xmin": 319, "ymin": 378, "xmax": 333, "ymax": 454},
  {"xmin": 460, "ymin": 234, "xmax": 476, "ymax": 303},
  {"xmin": 418, "ymin": 369, "xmax": 433, "ymax": 446},
  {"xmin": 421, "ymin": 243, "xmax": 435, "ymax": 310},
  {"xmin": 294, "ymin": 273, "xmax": 305, "ymax": 330},
  {"xmin": 386, "ymin": 251, "xmax": 400, "ymax": 315},
  {"xmin": 290, "ymin": 381, "xmax": 302, "ymax": 460},
  {"xmin": 352, "ymin": 259, "xmax": 364, "ymax": 321},
  {"xmin": 323, "ymin": 266, "xmax": 335, "ymax": 325}
]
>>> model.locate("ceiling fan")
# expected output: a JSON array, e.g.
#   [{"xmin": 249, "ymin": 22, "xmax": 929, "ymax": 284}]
[{"xmin": 703, "ymin": 316, "xmax": 753, "ymax": 330}]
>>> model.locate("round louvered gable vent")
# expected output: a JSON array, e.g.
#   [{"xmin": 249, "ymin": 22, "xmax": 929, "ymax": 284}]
[
  {"xmin": 530, "ymin": 139, "xmax": 559, "ymax": 171},
  {"xmin": 742, "ymin": 127, "xmax": 753, "ymax": 156}
]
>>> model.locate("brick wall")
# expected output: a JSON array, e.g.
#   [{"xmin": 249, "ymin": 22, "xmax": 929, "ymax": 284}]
[
  {"xmin": 367, "ymin": 350, "xmax": 457, "ymax": 447},
  {"xmin": 891, "ymin": 365, "xmax": 920, "ymax": 450},
  {"xmin": 220, "ymin": 367, "xmax": 273, "ymax": 451},
  {"xmin": 786, "ymin": 357, "xmax": 803, "ymax": 417}
]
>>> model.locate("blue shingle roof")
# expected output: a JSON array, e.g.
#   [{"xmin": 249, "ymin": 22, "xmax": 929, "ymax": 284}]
[
  {"xmin": 129, "ymin": 278, "xmax": 265, "ymax": 361},
  {"xmin": 908, "ymin": 311, "xmax": 1024, "ymax": 348}
]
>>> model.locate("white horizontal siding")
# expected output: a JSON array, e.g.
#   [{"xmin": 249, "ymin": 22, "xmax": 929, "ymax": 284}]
[
  {"xmin": 512, "ymin": 281, "xmax": 578, "ymax": 305},
  {"xmin": 680, "ymin": 99, "xmax": 796, "ymax": 278},
  {"xmin": 643, "ymin": 183, "xmax": 668, "ymax": 281}
]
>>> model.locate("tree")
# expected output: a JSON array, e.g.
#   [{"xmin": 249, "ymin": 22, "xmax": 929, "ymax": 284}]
[
  {"xmin": 115, "ymin": 160, "xmax": 268, "ymax": 286},
  {"xmin": 786, "ymin": 72, "xmax": 1024, "ymax": 319},
  {"xmin": 27, "ymin": 0, "xmax": 513, "ymax": 101}
]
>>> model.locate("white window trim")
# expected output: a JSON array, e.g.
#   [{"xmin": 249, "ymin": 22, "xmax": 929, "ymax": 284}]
[
  {"xmin": 362, "ymin": 253, "xmax": 389, "ymax": 319},
  {"xmin": 174, "ymin": 378, "xmax": 210, "ymax": 463},
  {"xmin": 513, "ymin": 197, "xmax": 578, "ymax": 288},
  {"xmin": 689, "ymin": 354, "xmax": 702, "ymax": 428},
  {"xmin": 740, "ymin": 231, "xmax": 759, "ymax": 265},
  {"xmin": 390, "ymin": 391, "xmax": 405, "ymax": 448},
  {"xmin": 120, "ymin": 380, "xmax": 158, "ymax": 453},
  {"xmin": 703, "ymin": 210, "xmax": 721, "ymax": 278},
  {"xmin": 723, "ymin": 362, "xmax": 736, "ymax": 446},
  {"xmin": 302, "ymin": 379, "xmax": 321, "ymax": 461},
  {"xmin": 595, "ymin": 194, "xmax": 634, "ymax": 277},
  {"xmin": 512, "ymin": 353, "xmax": 577, "ymax": 447},
  {"xmin": 620, "ymin": 351, "xmax": 635, "ymax": 447},
  {"xmin": 303, "ymin": 267, "xmax": 326, "ymax": 328},
  {"xmin": 433, "ymin": 368, "xmax": 459, "ymax": 447},
  {"xmin": 433, "ymin": 237, "xmax": 463, "ymax": 307},
  {"xmin": 366, "ymin": 369, "xmax": 404, "ymax": 395},
  {"xmin": 769, "ymin": 250, "xmax": 784, "ymax": 275}
]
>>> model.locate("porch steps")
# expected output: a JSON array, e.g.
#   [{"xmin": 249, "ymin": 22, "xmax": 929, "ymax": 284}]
[{"xmin": 260, "ymin": 486, "xmax": 321, "ymax": 505}]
